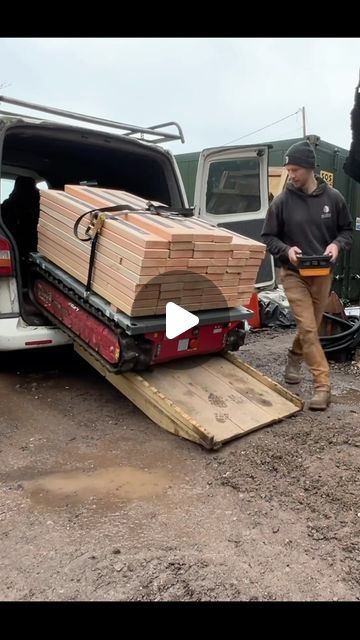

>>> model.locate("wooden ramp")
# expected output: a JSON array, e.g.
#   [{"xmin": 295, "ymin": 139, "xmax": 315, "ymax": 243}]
[{"xmin": 75, "ymin": 345, "xmax": 303, "ymax": 450}]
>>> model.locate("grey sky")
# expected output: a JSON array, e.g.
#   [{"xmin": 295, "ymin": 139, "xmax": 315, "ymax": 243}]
[{"xmin": 0, "ymin": 37, "xmax": 359, "ymax": 155}]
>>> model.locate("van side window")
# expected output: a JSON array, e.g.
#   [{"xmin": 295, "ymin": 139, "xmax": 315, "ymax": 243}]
[{"xmin": 205, "ymin": 158, "xmax": 261, "ymax": 215}]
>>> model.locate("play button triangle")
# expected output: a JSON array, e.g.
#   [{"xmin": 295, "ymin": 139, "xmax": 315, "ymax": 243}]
[{"xmin": 165, "ymin": 302, "xmax": 199, "ymax": 339}]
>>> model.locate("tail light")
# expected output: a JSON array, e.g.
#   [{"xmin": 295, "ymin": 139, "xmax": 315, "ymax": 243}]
[{"xmin": 0, "ymin": 238, "xmax": 14, "ymax": 276}]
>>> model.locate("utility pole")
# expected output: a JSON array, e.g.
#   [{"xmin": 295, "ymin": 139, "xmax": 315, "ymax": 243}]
[{"xmin": 301, "ymin": 106, "xmax": 306, "ymax": 137}]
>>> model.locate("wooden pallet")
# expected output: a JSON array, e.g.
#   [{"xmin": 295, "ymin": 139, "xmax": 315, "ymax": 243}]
[{"xmin": 75, "ymin": 345, "xmax": 303, "ymax": 449}]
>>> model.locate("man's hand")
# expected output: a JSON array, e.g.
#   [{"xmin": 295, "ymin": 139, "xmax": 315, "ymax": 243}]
[
  {"xmin": 288, "ymin": 246, "xmax": 302, "ymax": 266},
  {"xmin": 324, "ymin": 243, "xmax": 339, "ymax": 262}
]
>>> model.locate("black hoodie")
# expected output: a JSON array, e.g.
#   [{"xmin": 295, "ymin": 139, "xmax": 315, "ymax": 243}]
[{"xmin": 261, "ymin": 176, "xmax": 353, "ymax": 270}]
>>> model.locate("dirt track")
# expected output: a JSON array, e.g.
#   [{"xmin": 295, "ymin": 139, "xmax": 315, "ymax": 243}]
[{"xmin": 0, "ymin": 329, "xmax": 359, "ymax": 601}]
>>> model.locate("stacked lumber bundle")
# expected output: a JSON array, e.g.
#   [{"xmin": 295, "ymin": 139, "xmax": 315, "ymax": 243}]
[
  {"xmin": 268, "ymin": 166, "xmax": 288, "ymax": 200},
  {"xmin": 37, "ymin": 185, "xmax": 265, "ymax": 317}
]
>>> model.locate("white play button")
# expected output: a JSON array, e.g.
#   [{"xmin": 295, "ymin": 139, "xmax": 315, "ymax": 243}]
[{"xmin": 165, "ymin": 302, "xmax": 199, "ymax": 339}]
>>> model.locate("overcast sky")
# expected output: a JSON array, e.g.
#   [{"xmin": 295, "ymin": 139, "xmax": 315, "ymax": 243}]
[{"xmin": 0, "ymin": 38, "xmax": 359, "ymax": 155}]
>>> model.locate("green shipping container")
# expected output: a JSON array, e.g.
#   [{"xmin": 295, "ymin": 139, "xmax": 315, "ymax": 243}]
[{"xmin": 176, "ymin": 136, "xmax": 360, "ymax": 304}]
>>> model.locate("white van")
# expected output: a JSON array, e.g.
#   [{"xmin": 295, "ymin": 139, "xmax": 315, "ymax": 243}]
[
  {"xmin": 0, "ymin": 96, "xmax": 271, "ymax": 352},
  {"xmin": 0, "ymin": 96, "xmax": 187, "ymax": 351}
]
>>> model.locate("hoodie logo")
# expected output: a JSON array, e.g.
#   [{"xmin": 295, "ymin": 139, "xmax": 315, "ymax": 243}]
[
  {"xmin": 285, "ymin": 156, "xmax": 289, "ymax": 164},
  {"xmin": 321, "ymin": 204, "xmax": 331, "ymax": 219}
]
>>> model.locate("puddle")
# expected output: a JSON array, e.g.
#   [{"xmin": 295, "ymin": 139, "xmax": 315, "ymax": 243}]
[
  {"xmin": 331, "ymin": 388, "xmax": 360, "ymax": 405},
  {"xmin": 23, "ymin": 465, "xmax": 170, "ymax": 508}
]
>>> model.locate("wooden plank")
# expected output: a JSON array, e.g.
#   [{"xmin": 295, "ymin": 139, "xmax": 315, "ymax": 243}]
[
  {"xmin": 147, "ymin": 364, "xmax": 259, "ymax": 439},
  {"xmin": 40, "ymin": 210, "xmax": 168, "ymax": 270},
  {"xmin": 193, "ymin": 251, "xmax": 234, "ymax": 259},
  {"xmin": 141, "ymin": 354, "xmax": 303, "ymax": 444},
  {"xmin": 64, "ymin": 185, "xmax": 134, "ymax": 210},
  {"xmin": 66, "ymin": 187, "xmax": 232, "ymax": 243},
  {"xmin": 42, "ymin": 190, "xmax": 92, "ymax": 216},
  {"xmin": 105, "ymin": 217, "xmax": 168, "ymax": 250},
  {"xmin": 38, "ymin": 188, "xmax": 267, "ymax": 314},
  {"xmin": 99, "ymin": 227, "xmax": 169, "ymax": 258},
  {"xmin": 177, "ymin": 218, "xmax": 232, "ymax": 243},
  {"xmin": 38, "ymin": 233, "xmax": 160, "ymax": 299},
  {"xmin": 194, "ymin": 242, "xmax": 233, "ymax": 252},
  {"xmin": 37, "ymin": 241, "xmax": 159, "ymax": 315},
  {"xmin": 74, "ymin": 346, "xmax": 303, "ymax": 449},
  {"xmin": 74, "ymin": 344, "xmax": 216, "ymax": 449},
  {"xmin": 102, "ymin": 187, "xmax": 164, "ymax": 208},
  {"xmin": 231, "ymin": 251, "xmax": 251, "ymax": 259},
  {"xmin": 228, "ymin": 231, "xmax": 266, "ymax": 252},
  {"xmin": 40, "ymin": 201, "xmax": 88, "ymax": 228},
  {"xmin": 42, "ymin": 191, "xmax": 169, "ymax": 249},
  {"xmin": 39, "ymin": 219, "xmax": 121, "ymax": 268},
  {"xmin": 223, "ymin": 352, "xmax": 304, "ymax": 409},
  {"xmin": 199, "ymin": 360, "xmax": 299, "ymax": 417},
  {"xmin": 169, "ymin": 242, "xmax": 193, "ymax": 250},
  {"xmin": 66, "ymin": 185, "xmax": 165, "ymax": 211},
  {"xmin": 125, "ymin": 213, "xmax": 196, "ymax": 242},
  {"xmin": 269, "ymin": 167, "xmax": 288, "ymax": 198}
]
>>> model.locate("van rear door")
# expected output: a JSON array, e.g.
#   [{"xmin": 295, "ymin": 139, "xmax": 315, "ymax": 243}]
[{"xmin": 193, "ymin": 144, "xmax": 274, "ymax": 288}]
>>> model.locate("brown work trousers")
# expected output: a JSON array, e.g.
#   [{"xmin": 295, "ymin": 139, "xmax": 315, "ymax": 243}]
[{"xmin": 281, "ymin": 267, "xmax": 332, "ymax": 390}]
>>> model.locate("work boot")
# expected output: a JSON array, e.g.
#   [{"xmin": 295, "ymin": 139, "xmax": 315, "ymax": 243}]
[
  {"xmin": 308, "ymin": 388, "xmax": 331, "ymax": 411},
  {"xmin": 284, "ymin": 351, "xmax": 302, "ymax": 384}
]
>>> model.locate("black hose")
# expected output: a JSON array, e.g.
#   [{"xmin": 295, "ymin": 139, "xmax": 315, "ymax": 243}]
[
  {"xmin": 320, "ymin": 312, "xmax": 360, "ymax": 356},
  {"xmin": 320, "ymin": 313, "xmax": 358, "ymax": 340}
]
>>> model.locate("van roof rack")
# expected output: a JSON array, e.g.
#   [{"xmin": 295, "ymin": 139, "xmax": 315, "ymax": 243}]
[{"xmin": 0, "ymin": 95, "xmax": 185, "ymax": 145}]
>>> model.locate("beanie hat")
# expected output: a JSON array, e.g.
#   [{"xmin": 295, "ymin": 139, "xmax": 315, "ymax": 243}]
[{"xmin": 284, "ymin": 141, "xmax": 316, "ymax": 169}]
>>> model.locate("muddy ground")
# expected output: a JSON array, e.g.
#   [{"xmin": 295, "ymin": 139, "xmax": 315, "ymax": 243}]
[{"xmin": 0, "ymin": 328, "xmax": 359, "ymax": 601}]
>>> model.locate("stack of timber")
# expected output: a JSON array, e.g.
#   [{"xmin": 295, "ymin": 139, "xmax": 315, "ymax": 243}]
[
  {"xmin": 37, "ymin": 186, "xmax": 266, "ymax": 317},
  {"xmin": 268, "ymin": 166, "xmax": 288, "ymax": 200}
]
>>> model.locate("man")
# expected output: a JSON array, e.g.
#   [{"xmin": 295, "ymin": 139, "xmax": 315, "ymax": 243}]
[
  {"xmin": 261, "ymin": 140, "xmax": 353, "ymax": 410},
  {"xmin": 344, "ymin": 75, "xmax": 360, "ymax": 183}
]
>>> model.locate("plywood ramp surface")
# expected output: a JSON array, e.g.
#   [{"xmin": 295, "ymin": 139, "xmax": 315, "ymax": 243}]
[{"xmin": 76, "ymin": 345, "xmax": 303, "ymax": 449}]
